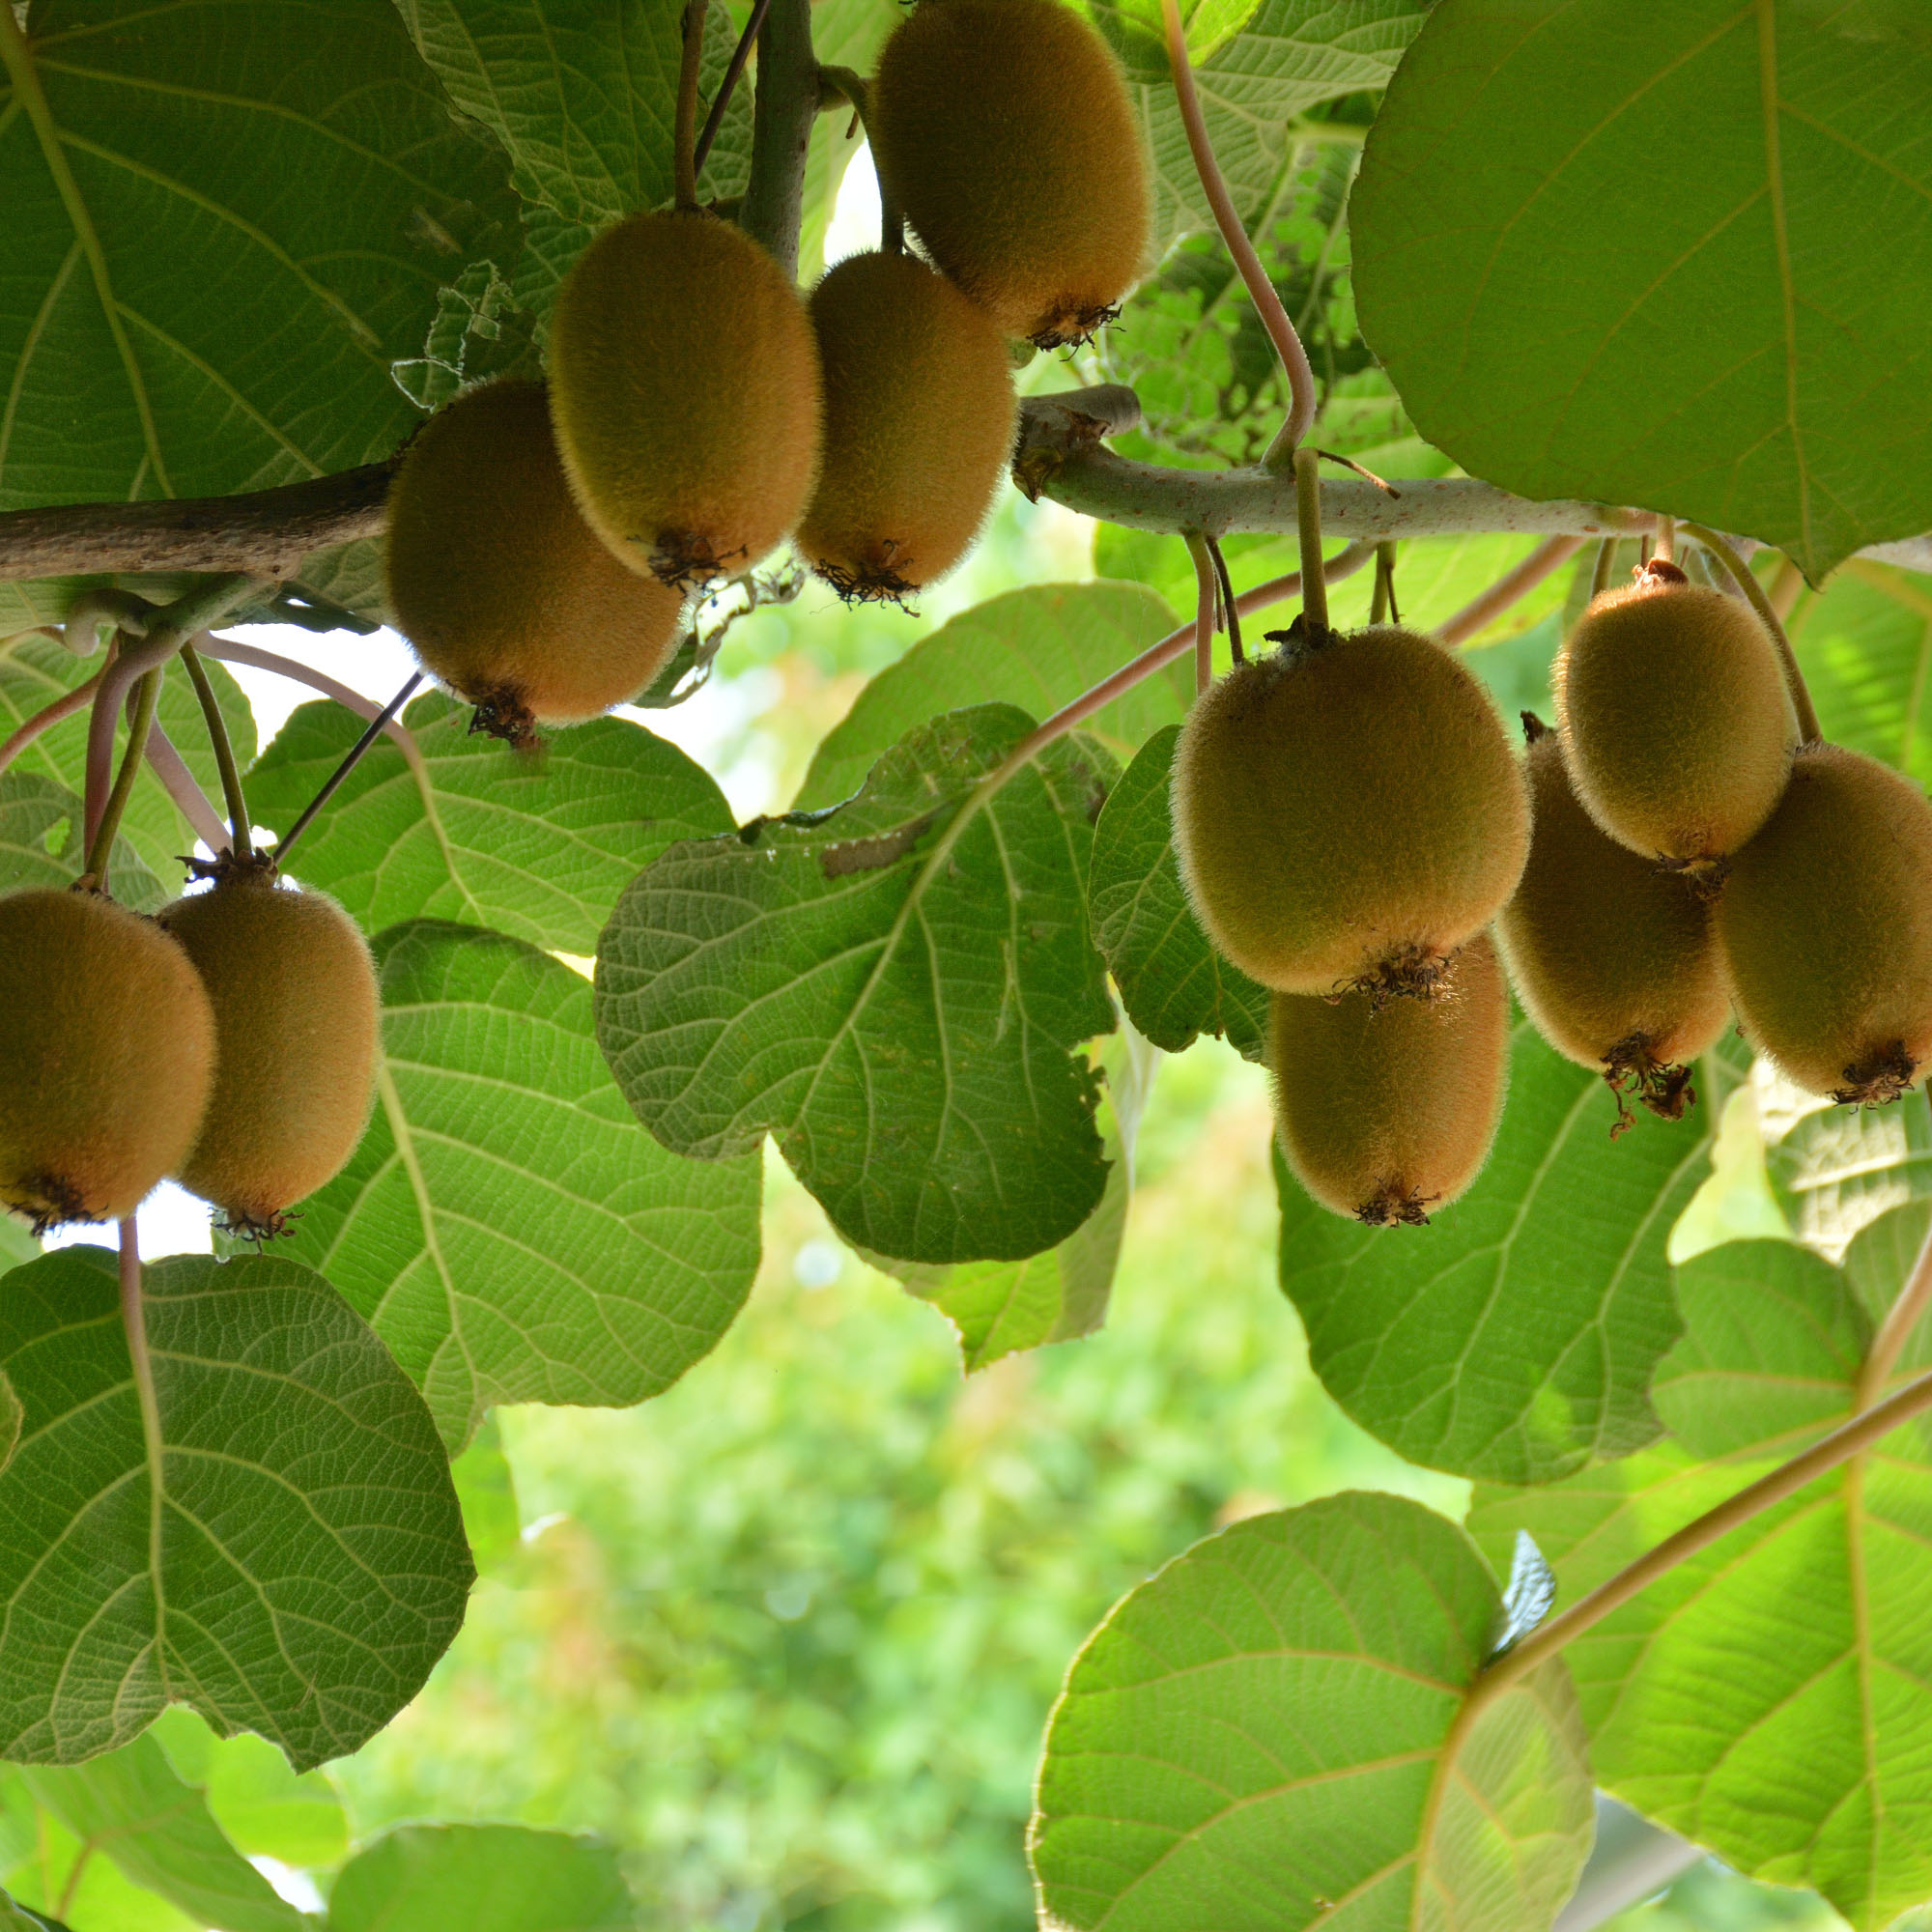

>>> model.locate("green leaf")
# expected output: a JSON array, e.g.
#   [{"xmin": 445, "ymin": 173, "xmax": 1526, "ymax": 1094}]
[
  {"xmin": 597, "ymin": 704, "xmax": 1118, "ymax": 1264},
  {"xmin": 19, "ymin": 1735, "xmax": 303, "ymax": 1932},
  {"xmin": 881, "ymin": 1014, "xmax": 1159, "ymax": 1370},
  {"xmin": 0, "ymin": 637, "xmax": 253, "ymax": 899},
  {"xmin": 0, "ymin": 1889, "xmax": 45, "ymax": 1932},
  {"xmin": 1468, "ymin": 1210, "xmax": 1932, "ymax": 1930},
  {"xmin": 0, "ymin": 0, "xmax": 518, "ymax": 511},
  {"xmin": 0, "ymin": 1374, "xmax": 18, "ymax": 1482},
  {"xmin": 448, "ymin": 1414, "xmax": 522, "ymax": 1576},
  {"xmin": 1790, "ymin": 560, "xmax": 1932, "ymax": 787},
  {"xmin": 276, "ymin": 920, "xmax": 762, "ymax": 1454},
  {"xmin": 795, "ymin": 582, "xmax": 1184, "ymax": 810},
  {"xmin": 327, "ymin": 1824, "xmax": 634, "ymax": 1932},
  {"xmin": 0, "ymin": 772, "xmax": 161, "ymax": 911},
  {"xmin": 1085, "ymin": 0, "xmax": 1260, "ymax": 79},
  {"xmin": 149, "ymin": 1709, "xmax": 347, "ymax": 1871},
  {"xmin": 1278, "ymin": 1023, "xmax": 1710, "ymax": 1485},
  {"xmin": 0, "ymin": 1247, "xmax": 471, "ymax": 1773},
  {"xmin": 1351, "ymin": 0, "xmax": 1932, "ymax": 582},
  {"xmin": 1030, "ymin": 1492, "xmax": 1594, "ymax": 1931},
  {"xmin": 1761, "ymin": 1075, "xmax": 1932, "ymax": 1260},
  {"xmin": 1088, "ymin": 725, "xmax": 1269, "ymax": 1061},
  {"xmin": 794, "ymin": 0, "xmax": 900, "ymax": 280},
  {"xmin": 246, "ymin": 696, "xmax": 735, "ymax": 958},
  {"xmin": 394, "ymin": 0, "xmax": 752, "ymax": 226}
]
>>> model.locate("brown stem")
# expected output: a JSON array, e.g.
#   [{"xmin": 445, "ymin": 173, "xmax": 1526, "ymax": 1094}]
[
  {"xmin": 1158, "ymin": 0, "xmax": 1318, "ymax": 467},
  {"xmin": 1436, "ymin": 535, "xmax": 1586, "ymax": 647},
  {"xmin": 694, "ymin": 0, "xmax": 768, "ymax": 179},
  {"xmin": 1184, "ymin": 533, "xmax": 1216, "ymax": 695},
  {"xmin": 0, "ymin": 669, "xmax": 103, "ymax": 779},
  {"xmin": 674, "ymin": 1, "xmax": 709, "ymax": 212},
  {"xmin": 1293, "ymin": 447, "xmax": 1328, "ymax": 633},
  {"xmin": 1680, "ymin": 522, "xmax": 1823, "ymax": 743},
  {"xmin": 193, "ymin": 636, "xmax": 421, "ymax": 768},
  {"xmin": 1208, "ymin": 536, "xmax": 1242, "ymax": 664},
  {"xmin": 1470, "ymin": 1356, "xmax": 1932, "ymax": 1715}
]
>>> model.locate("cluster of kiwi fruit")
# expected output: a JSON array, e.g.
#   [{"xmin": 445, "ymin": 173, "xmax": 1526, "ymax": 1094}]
[
  {"xmin": 384, "ymin": 0, "xmax": 1150, "ymax": 744},
  {"xmin": 0, "ymin": 858, "xmax": 380, "ymax": 1242},
  {"xmin": 1176, "ymin": 557, "xmax": 1932, "ymax": 1228}
]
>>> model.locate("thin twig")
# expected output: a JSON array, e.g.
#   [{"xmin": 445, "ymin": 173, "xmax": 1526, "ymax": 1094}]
[
  {"xmin": 1468, "ymin": 1356, "xmax": 1932, "ymax": 1714},
  {"xmin": 179, "ymin": 639, "xmax": 251, "ymax": 859},
  {"xmin": 1680, "ymin": 522, "xmax": 1822, "ymax": 743},
  {"xmin": 674, "ymin": 2, "xmax": 709, "ymax": 213},
  {"xmin": 82, "ymin": 669, "xmax": 160, "ymax": 886},
  {"xmin": 1158, "ymin": 0, "xmax": 1317, "ymax": 466},
  {"xmin": 1184, "ymin": 533, "xmax": 1217, "ymax": 695},
  {"xmin": 143, "ymin": 722, "xmax": 232, "ymax": 854},
  {"xmin": 1293, "ymin": 447, "xmax": 1328, "ymax": 633},
  {"xmin": 274, "ymin": 672, "xmax": 423, "ymax": 863},
  {"xmin": 1436, "ymin": 535, "xmax": 1587, "ymax": 647},
  {"xmin": 694, "ymin": 0, "xmax": 768, "ymax": 177},
  {"xmin": 1207, "ymin": 536, "xmax": 1242, "ymax": 664},
  {"xmin": 0, "ymin": 669, "xmax": 103, "ymax": 779}
]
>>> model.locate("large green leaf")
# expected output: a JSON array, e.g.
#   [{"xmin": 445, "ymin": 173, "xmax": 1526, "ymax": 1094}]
[
  {"xmin": 1088, "ymin": 724, "xmax": 1269, "ymax": 1061},
  {"xmin": 275, "ymin": 920, "xmax": 761, "ymax": 1454},
  {"xmin": 1278, "ymin": 1023, "xmax": 1709, "ymax": 1485},
  {"xmin": 0, "ymin": 772, "xmax": 161, "ymax": 910},
  {"xmin": 1791, "ymin": 560, "xmax": 1932, "ymax": 788},
  {"xmin": 795, "ymin": 582, "xmax": 1183, "ymax": 810},
  {"xmin": 247, "ymin": 696, "xmax": 734, "ymax": 958},
  {"xmin": 0, "ymin": 0, "xmax": 517, "ymax": 511},
  {"xmin": 0, "ymin": 1247, "xmax": 471, "ymax": 1772},
  {"xmin": 1468, "ymin": 1209, "xmax": 1932, "ymax": 1931},
  {"xmin": 149, "ymin": 1708, "xmax": 348, "ymax": 1869},
  {"xmin": 394, "ymin": 0, "xmax": 751, "ymax": 227},
  {"xmin": 1761, "ymin": 1076, "xmax": 1932, "ymax": 1260},
  {"xmin": 1030, "ymin": 1492, "xmax": 1594, "ymax": 1931},
  {"xmin": 328, "ymin": 1824, "xmax": 634, "ymax": 1932},
  {"xmin": 0, "ymin": 636, "xmax": 253, "ymax": 898},
  {"xmin": 597, "ymin": 704, "xmax": 1118, "ymax": 1264},
  {"xmin": 1351, "ymin": 0, "xmax": 1932, "ymax": 582},
  {"xmin": 19, "ymin": 1735, "xmax": 302, "ymax": 1932}
]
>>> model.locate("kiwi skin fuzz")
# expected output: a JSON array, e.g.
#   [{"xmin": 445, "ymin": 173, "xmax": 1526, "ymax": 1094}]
[
  {"xmin": 158, "ymin": 865, "xmax": 381, "ymax": 1236},
  {"xmin": 869, "ymin": 0, "xmax": 1150, "ymax": 348},
  {"xmin": 548, "ymin": 212, "xmax": 823, "ymax": 590},
  {"xmin": 1555, "ymin": 561, "xmax": 1796, "ymax": 868},
  {"xmin": 1716, "ymin": 742, "xmax": 1932, "ymax": 1106},
  {"xmin": 800, "ymin": 251, "xmax": 1016, "ymax": 602},
  {"xmin": 1271, "ymin": 933, "xmax": 1509, "ymax": 1226},
  {"xmin": 1498, "ymin": 719, "xmax": 1727, "ymax": 1126},
  {"xmin": 385, "ymin": 379, "xmax": 686, "ymax": 745},
  {"xmin": 1172, "ymin": 624, "xmax": 1530, "ymax": 999},
  {"xmin": 0, "ymin": 889, "xmax": 216, "ymax": 1231}
]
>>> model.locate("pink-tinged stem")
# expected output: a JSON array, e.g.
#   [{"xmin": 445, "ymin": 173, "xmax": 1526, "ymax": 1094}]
[
  {"xmin": 144, "ymin": 722, "xmax": 232, "ymax": 855},
  {"xmin": 1436, "ymin": 535, "xmax": 1587, "ymax": 647},
  {"xmin": 194, "ymin": 635, "xmax": 426, "ymax": 777}
]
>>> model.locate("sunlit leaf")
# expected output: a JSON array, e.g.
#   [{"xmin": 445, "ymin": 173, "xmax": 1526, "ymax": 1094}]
[{"xmin": 328, "ymin": 1824, "xmax": 634, "ymax": 1932}]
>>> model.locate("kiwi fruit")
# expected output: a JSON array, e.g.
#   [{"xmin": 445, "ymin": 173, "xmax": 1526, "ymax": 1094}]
[
  {"xmin": 1272, "ymin": 933, "xmax": 1509, "ymax": 1226},
  {"xmin": 1171, "ymin": 623, "xmax": 1530, "ymax": 999},
  {"xmin": 869, "ymin": 0, "xmax": 1150, "ymax": 348},
  {"xmin": 799, "ymin": 251, "xmax": 1016, "ymax": 602},
  {"xmin": 1498, "ymin": 717, "xmax": 1728, "ymax": 1127},
  {"xmin": 0, "ymin": 888, "xmax": 215, "ymax": 1230},
  {"xmin": 158, "ymin": 862, "xmax": 381, "ymax": 1236},
  {"xmin": 1716, "ymin": 742, "xmax": 1932, "ymax": 1105},
  {"xmin": 547, "ymin": 212, "xmax": 822, "ymax": 590},
  {"xmin": 1555, "ymin": 559, "xmax": 1796, "ymax": 871},
  {"xmin": 384, "ymin": 379, "xmax": 686, "ymax": 747}
]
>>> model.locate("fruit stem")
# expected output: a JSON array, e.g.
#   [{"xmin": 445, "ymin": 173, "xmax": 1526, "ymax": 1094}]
[
  {"xmin": 275, "ymin": 671, "xmax": 424, "ymax": 864},
  {"xmin": 143, "ymin": 721, "xmax": 232, "ymax": 853},
  {"xmin": 1436, "ymin": 535, "xmax": 1585, "ymax": 647},
  {"xmin": 818, "ymin": 68, "xmax": 903, "ymax": 256},
  {"xmin": 1859, "ymin": 1214, "xmax": 1932, "ymax": 1407},
  {"xmin": 1293, "ymin": 446, "xmax": 1328, "ymax": 632},
  {"xmin": 180, "ymin": 639, "xmax": 251, "ymax": 860},
  {"xmin": 1370, "ymin": 542, "xmax": 1398, "ymax": 626},
  {"xmin": 1680, "ymin": 522, "xmax": 1823, "ymax": 744},
  {"xmin": 1184, "ymin": 533, "xmax": 1217, "ymax": 694},
  {"xmin": 1590, "ymin": 535, "xmax": 1620, "ymax": 599},
  {"xmin": 81, "ymin": 668, "xmax": 160, "ymax": 887},
  {"xmin": 674, "ymin": 1, "xmax": 708, "ymax": 213},
  {"xmin": 1465, "ymin": 1353, "xmax": 1932, "ymax": 1719},
  {"xmin": 1653, "ymin": 514, "xmax": 1675, "ymax": 564},
  {"xmin": 740, "ymin": 0, "xmax": 814, "ymax": 276},
  {"xmin": 192, "ymin": 636, "xmax": 424, "ymax": 772},
  {"xmin": 694, "ymin": 0, "xmax": 768, "ymax": 179},
  {"xmin": 0, "ymin": 668, "xmax": 105, "ymax": 779},
  {"xmin": 1157, "ymin": 0, "xmax": 1318, "ymax": 466}
]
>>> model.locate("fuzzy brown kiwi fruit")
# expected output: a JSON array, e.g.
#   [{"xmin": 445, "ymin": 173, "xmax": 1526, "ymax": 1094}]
[
  {"xmin": 1272, "ymin": 933, "xmax": 1509, "ymax": 1225},
  {"xmin": 1498, "ymin": 716, "xmax": 1728, "ymax": 1128},
  {"xmin": 1715, "ymin": 742, "xmax": 1932, "ymax": 1105},
  {"xmin": 547, "ymin": 212, "xmax": 822, "ymax": 591},
  {"xmin": 384, "ymin": 379, "xmax": 686, "ymax": 747},
  {"xmin": 0, "ymin": 888, "xmax": 215, "ymax": 1231},
  {"xmin": 798, "ymin": 251, "xmax": 1016, "ymax": 602},
  {"xmin": 158, "ymin": 862, "xmax": 380, "ymax": 1237},
  {"xmin": 868, "ymin": 0, "xmax": 1150, "ymax": 349},
  {"xmin": 1171, "ymin": 623, "xmax": 1530, "ymax": 999},
  {"xmin": 1555, "ymin": 559, "xmax": 1796, "ymax": 871}
]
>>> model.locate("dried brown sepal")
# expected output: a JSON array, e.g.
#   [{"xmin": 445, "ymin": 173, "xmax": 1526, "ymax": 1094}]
[
  {"xmin": 1357, "ymin": 1182, "xmax": 1437, "ymax": 1228},
  {"xmin": 1634, "ymin": 557, "xmax": 1690, "ymax": 589},
  {"xmin": 1832, "ymin": 1040, "xmax": 1918, "ymax": 1108},
  {"xmin": 1346, "ymin": 944, "xmax": 1456, "ymax": 1008},
  {"xmin": 1599, "ymin": 1032, "xmax": 1698, "ymax": 1138},
  {"xmin": 1520, "ymin": 710, "xmax": 1549, "ymax": 745},
  {"xmin": 647, "ymin": 528, "xmax": 745, "ymax": 592},
  {"xmin": 1261, "ymin": 614, "xmax": 1343, "ymax": 661},
  {"xmin": 12, "ymin": 1173, "xmax": 86, "ymax": 1238},
  {"xmin": 466, "ymin": 686, "xmax": 540, "ymax": 751},
  {"xmin": 1656, "ymin": 849, "xmax": 1730, "ymax": 901},
  {"xmin": 1029, "ymin": 301, "xmax": 1122, "ymax": 353},
  {"xmin": 183, "ymin": 847, "xmax": 277, "ymax": 889},
  {"xmin": 216, "ymin": 1206, "xmax": 299, "ymax": 1246},
  {"xmin": 814, "ymin": 550, "xmax": 919, "ymax": 612}
]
